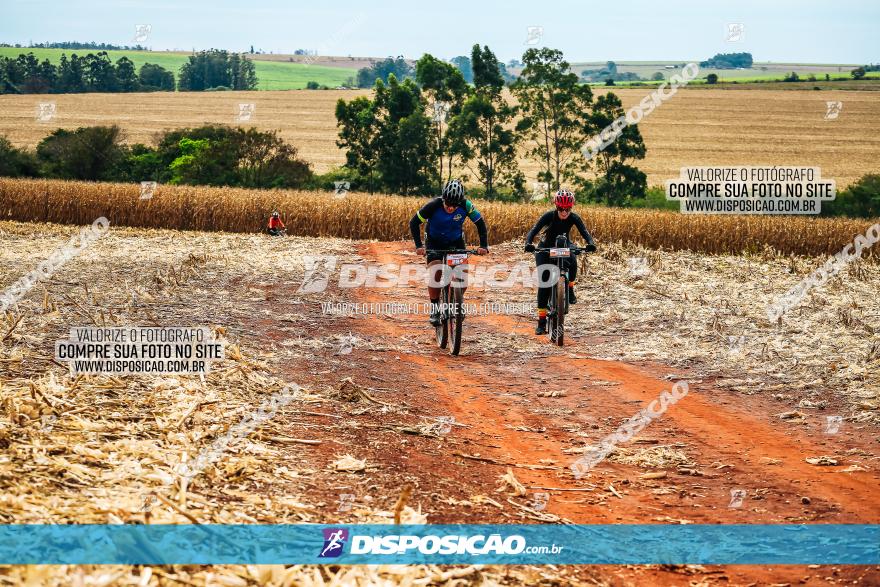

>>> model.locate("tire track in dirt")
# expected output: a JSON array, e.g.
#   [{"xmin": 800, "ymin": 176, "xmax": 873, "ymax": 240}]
[
  {"xmin": 350, "ymin": 241, "xmax": 878, "ymax": 526},
  {"xmin": 263, "ymin": 240, "xmax": 878, "ymax": 586}
]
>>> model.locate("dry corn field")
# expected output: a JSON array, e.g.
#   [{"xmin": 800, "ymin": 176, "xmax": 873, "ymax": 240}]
[
  {"xmin": 1, "ymin": 221, "xmax": 878, "ymax": 586},
  {"xmin": 0, "ymin": 88, "xmax": 878, "ymax": 186},
  {"xmin": 1, "ymin": 177, "xmax": 877, "ymax": 257},
  {"xmin": 0, "ymin": 223, "xmax": 590, "ymax": 586}
]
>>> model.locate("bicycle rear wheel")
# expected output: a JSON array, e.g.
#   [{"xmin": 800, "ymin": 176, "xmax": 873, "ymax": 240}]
[
  {"xmin": 451, "ymin": 286, "xmax": 464, "ymax": 355},
  {"xmin": 436, "ymin": 286, "xmax": 449, "ymax": 349}
]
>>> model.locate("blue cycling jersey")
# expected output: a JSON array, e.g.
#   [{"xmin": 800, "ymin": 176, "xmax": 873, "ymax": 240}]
[{"xmin": 415, "ymin": 198, "xmax": 482, "ymax": 244}]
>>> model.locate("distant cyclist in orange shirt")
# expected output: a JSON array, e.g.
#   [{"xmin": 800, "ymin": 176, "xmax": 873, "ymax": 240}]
[{"xmin": 267, "ymin": 211, "xmax": 286, "ymax": 236}]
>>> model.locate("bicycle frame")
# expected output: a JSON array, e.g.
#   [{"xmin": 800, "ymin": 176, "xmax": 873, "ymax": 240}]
[
  {"xmin": 426, "ymin": 248, "xmax": 478, "ymax": 355},
  {"xmin": 534, "ymin": 236, "xmax": 587, "ymax": 346}
]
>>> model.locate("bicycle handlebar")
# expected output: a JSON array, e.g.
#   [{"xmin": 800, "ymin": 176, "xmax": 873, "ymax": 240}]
[{"xmin": 533, "ymin": 246, "xmax": 590, "ymax": 253}]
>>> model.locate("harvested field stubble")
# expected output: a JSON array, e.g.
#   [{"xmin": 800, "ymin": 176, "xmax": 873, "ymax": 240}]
[
  {"xmin": 0, "ymin": 222, "xmax": 592, "ymax": 586},
  {"xmin": 489, "ymin": 237, "xmax": 880, "ymax": 424},
  {"xmin": 0, "ymin": 219, "xmax": 878, "ymax": 585},
  {"xmin": 1, "ymin": 177, "xmax": 878, "ymax": 257}
]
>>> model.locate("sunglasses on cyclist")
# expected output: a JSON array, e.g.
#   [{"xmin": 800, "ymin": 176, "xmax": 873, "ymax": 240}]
[{"xmin": 556, "ymin": 207, "xmax": 572, "ymax": 212}]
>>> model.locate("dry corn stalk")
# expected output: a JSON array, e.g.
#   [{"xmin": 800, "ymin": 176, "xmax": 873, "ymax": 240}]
[
  {"xmin": 1, "ymin": 177, "xmax": 877, "ymax": 257},
  {"xmin": 496, "ymin": 467, "xmax": 527, "ymax": 496}
]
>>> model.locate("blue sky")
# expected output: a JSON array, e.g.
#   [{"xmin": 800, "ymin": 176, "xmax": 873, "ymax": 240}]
[{"xmin": 2, "ymin": 0, "xmax": 876, "ymax": 63}]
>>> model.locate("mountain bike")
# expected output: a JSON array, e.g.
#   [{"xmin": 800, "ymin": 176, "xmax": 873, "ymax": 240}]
[
  {"xmin": 535, "ymin": 237, "xmax": 588, "ymax": 347},
  {"xmin": 427, "ymin": 248, "xmax": 478, "ymax": 356}
]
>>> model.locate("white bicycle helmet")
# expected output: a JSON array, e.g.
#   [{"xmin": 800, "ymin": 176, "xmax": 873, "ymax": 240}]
[{"xmin": 441, "ymin": 179, "xmax": 465, "ymax": 207}]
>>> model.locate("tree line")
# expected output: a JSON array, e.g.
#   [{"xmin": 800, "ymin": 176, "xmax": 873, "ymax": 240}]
[
  {"xmin": 0, "ymin": 123, "xmax": 876, "ymax": 217},
  {"xmin": 177, "ymin": 50, "xmax": 258, "ymax": 91},
  {"xmin": 2, "ymin": 41, "xmax": 149, "ymax": 51},
  {"xmin": 0, "ymin": 125, "xmax": 312, "ymax": 189},
  {"xmin": 0, "ymin": 49, "xmax": 257, "ymax": 94},
  {"xmin": 0, "ymin": 52, "xmax": 170, "ymax": 93},
  {"xmin": 338, "ymin": 45, "xmax": 647, "ymax": 205},
  {"xmin": 354, "ymin": 54, "xmax": 515, "ymax": 89},
  {"xmin": 580, "ymin": 61, "xmax": 652, "ymax": 83},
  {"xmin": 700, "ymin": 53, "xmax": 753, "ymax": 69}
]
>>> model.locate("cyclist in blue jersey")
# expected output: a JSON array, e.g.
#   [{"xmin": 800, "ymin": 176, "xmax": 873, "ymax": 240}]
[{"xmin": 409, "ymin": 179, "xmax": 488, "ymax": 325}]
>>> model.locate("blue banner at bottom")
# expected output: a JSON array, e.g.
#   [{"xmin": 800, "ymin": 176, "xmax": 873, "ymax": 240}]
[{"xmin": 0, "ymin": 524, "xmax": 877, "ymax": 565}]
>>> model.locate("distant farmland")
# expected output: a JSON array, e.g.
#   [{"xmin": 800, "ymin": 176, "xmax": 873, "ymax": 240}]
[
  {"xmin": 0, "ymin": 87, "xmax": 877, "ymax": 187},
  {"xmin": 4, "ymin": 50, "xmax": 875, "ymax": 90},
  {"xmin": 0, "ymin": 48, "xmax": 358, "ymax": 90},
  {"xmin": 567, "ymin": 60, "xmax": 874, "ymax": 83}
]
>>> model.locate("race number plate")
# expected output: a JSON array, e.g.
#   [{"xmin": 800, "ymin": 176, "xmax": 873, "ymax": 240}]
[
  {"xmin": 446, "ymin": 253, "xmax": 468, "ymax": 266},
  {"xmin": 549, "ymin": 248, "xmax": 570, "ymax": 258}
]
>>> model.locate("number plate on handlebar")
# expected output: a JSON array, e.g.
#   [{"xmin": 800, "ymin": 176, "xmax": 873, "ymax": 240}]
[
  {"xmin": 549, "ymin": 248, "xmax": 570, "ymax": 258},
  {"xmin": 446, "ymin": 253, "xmax": 468, "ymax": 266}
]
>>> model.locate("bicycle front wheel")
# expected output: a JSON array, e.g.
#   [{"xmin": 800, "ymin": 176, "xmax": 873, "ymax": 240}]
[
  {"xmin": 552, "ymin": 277, "xmax": 566, "ymax": 346},
  {"xmin": 451, "ymin": 286, "xmax": 464, "ymax": 356},
  {"xmin": 436, "ymin": 287, "xmax": 449, "ymax": 349}
]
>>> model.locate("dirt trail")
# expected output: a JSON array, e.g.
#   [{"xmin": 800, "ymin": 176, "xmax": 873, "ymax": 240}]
[
  {"xmin": 275, "ymin": 241, "xmax": 879, "ymax": 585},
  {"xmin": 351, "ymin": 242, "xmax": 879, "ymax": 520}
]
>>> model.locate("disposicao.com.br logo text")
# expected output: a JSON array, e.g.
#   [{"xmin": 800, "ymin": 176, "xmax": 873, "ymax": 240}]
[{"xmin": 318, "ymin": 529, "xmax": 563, "ymax": 557}]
